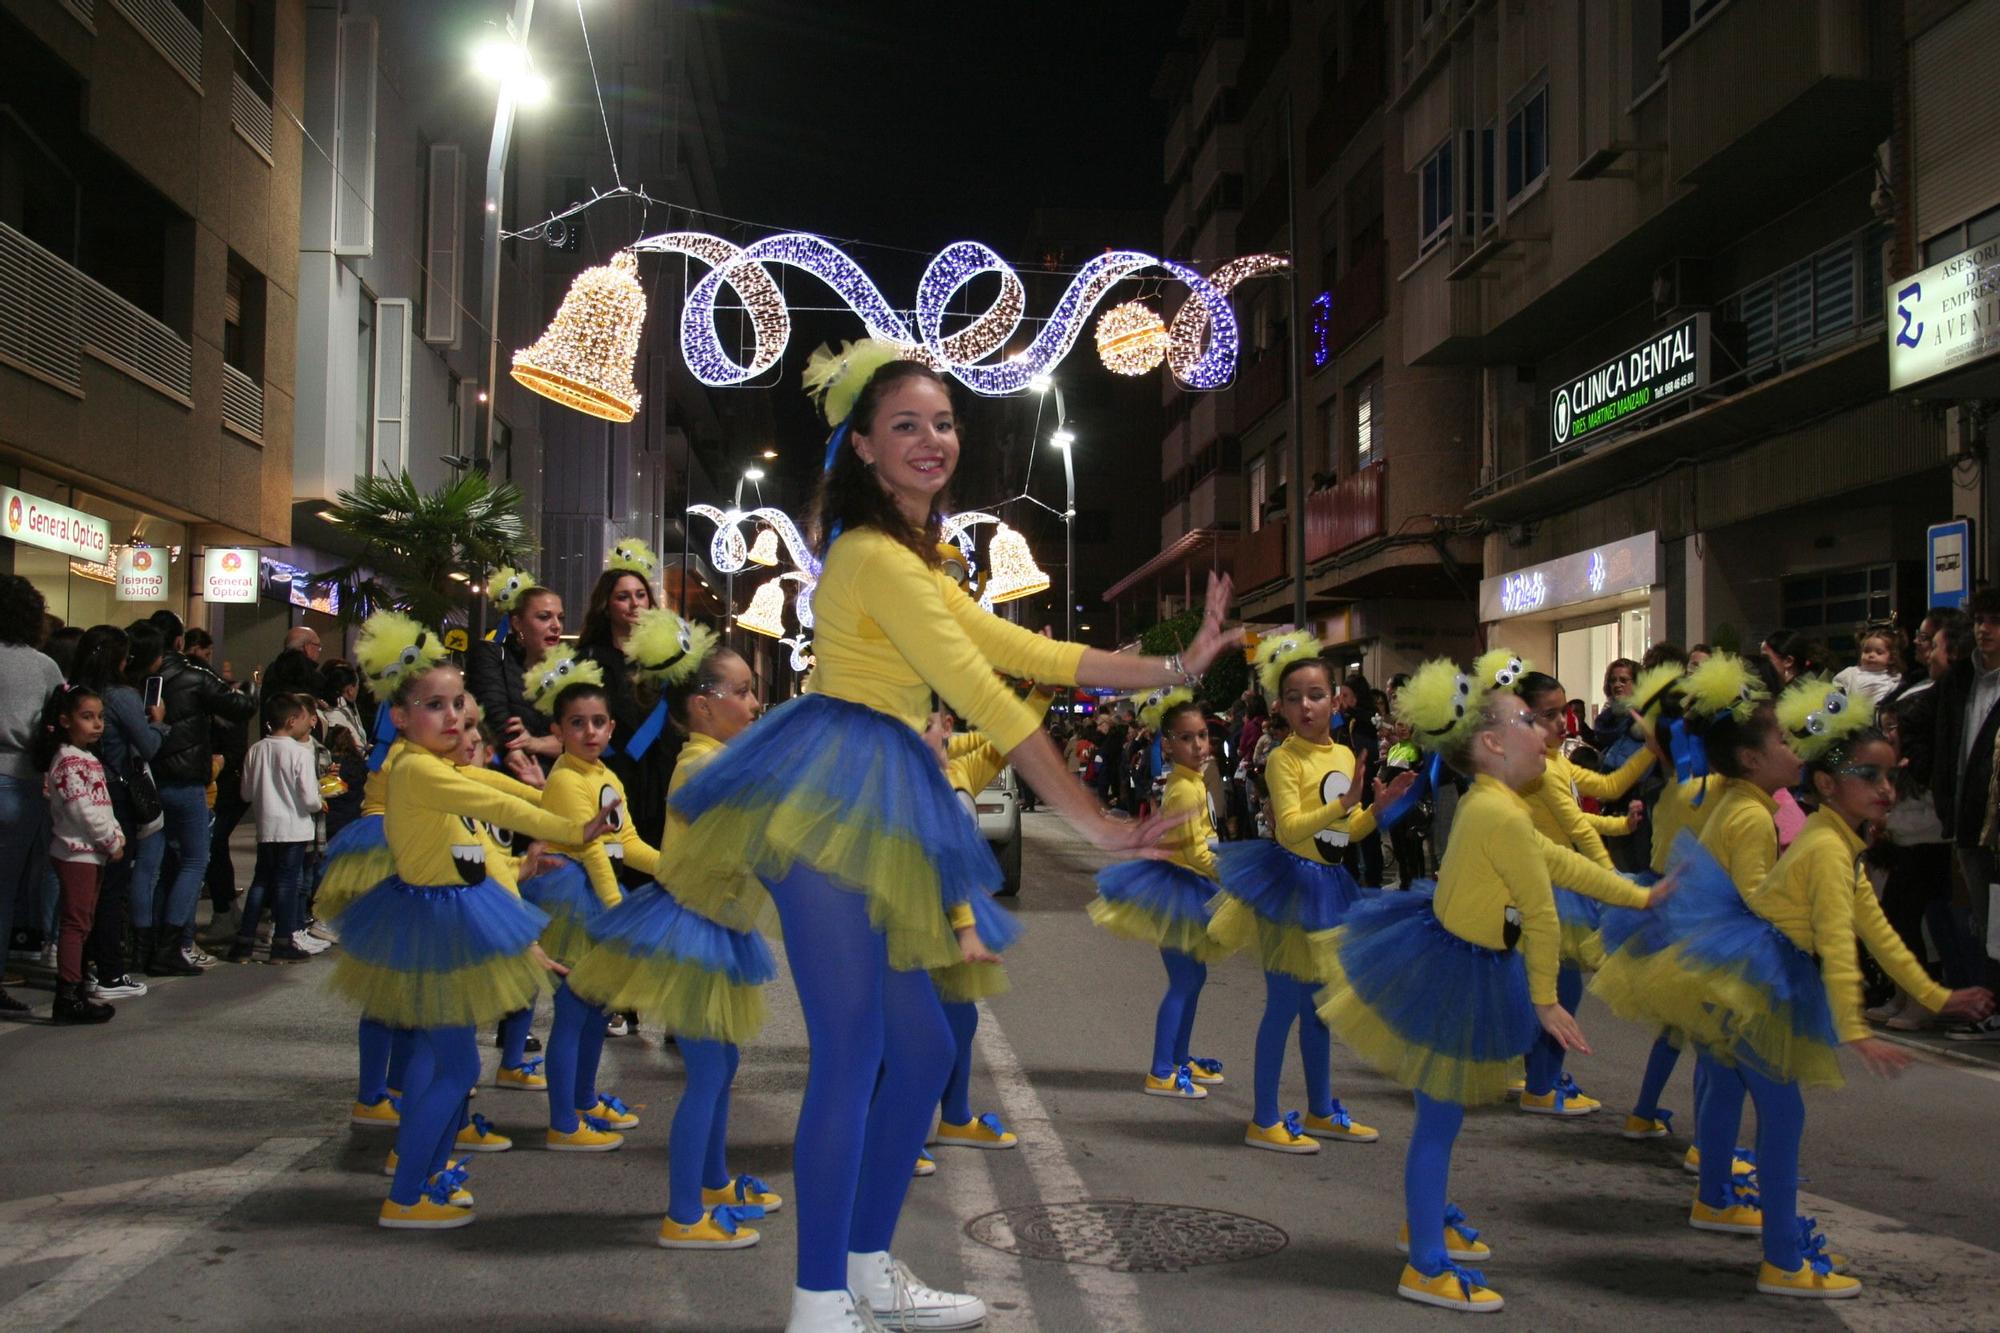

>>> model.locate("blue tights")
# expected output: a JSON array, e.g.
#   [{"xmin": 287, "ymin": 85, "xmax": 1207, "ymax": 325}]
[
  {"xmin": 1151, "ymin": 949, "xmax": 1208, "ymax": 1079},
  {"xmin": 940, "ymin": 1001, "xmax": 979, "ymax": 1126},
  {"xmin": 547, "ymin": 983, "xmax": 609, "ymax": 1132},
  {"xmin": 1630, "ymin": 1028, "xmax": 1684, "ymax": 1119},
  {"xmin": 1726, "ymin": 1057, "xmax": 1805, "ymax": 1270},
  {"xmin": 1404, "ymin": 1092, "xmax": 1466, "ymax": 1275},
  {"xmin": 1524, "ymin": 965, "xmax": 1585, "ymax": 1096},
  {"xmin": 668, "ymin": 1038, "xmax": 741, "ymax": 1224},
  {"xmin": 765, "ymin": 864, "xmax": 955, "ymax": 1292},
  {"xmin": 1693, "ymin": 1050, "xmax": 1751, "ymax": 1208},
  {"xmin": 387, "ymin": 1026, "xmax": 479, "ymax": 1206},
  {"xmin": 1253, "ymin": 970, "xmax": 1333, "ymax": 1127},
  {"xmin": 497, "ymin": 1005, "xmax": 534, "ymax": 1071},
  {"xmin": 356, "ymin": 1019, "xmax": 417, "ymax": 1104}
]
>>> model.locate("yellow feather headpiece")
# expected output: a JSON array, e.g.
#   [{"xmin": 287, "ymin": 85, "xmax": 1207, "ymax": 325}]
[
  {"xmin": 1775, "ymin": 675, "xmax": 1875, "ymax": 764},
  {"xmin": 1474, "ymin": 648, "xmax": 1532, "ymax": 693},
  {"xmin": 1394, "ymin": 657, "xmax": 1484, "ymax": 754},
  {"xmin": 488, "ymin": 565, "xmax": 535, "ymax": 614},
  {"xmin": 1132, "ymin": 685, "xmax": 1194, "ymax": 731},
  {"xmin": 606, "ymin": 537, "xmax": 659, "ymax": 581},
  {"xmin": 623, "ymin": 607, "xmax": 717, "ymax": 687},
  {"xmin": 1253, "ymin": 629, "xmax": 1326, "ymax": 696},
  {"xmin": 803, "ymin": 338, "xmax": 907, "ymax": 428},
  {"xmin": 1676, "ymin": 651, "xmax": 1767, "ymax": 725},
  {"xmin": 1618, "ymin": 662, "xmax": 1686, "ymax": 730},
  {"xmin": 356, "ymin": 611, "xmax": 448, "ymax": 695},
  {"xmin": 525, "ymin": 644, "xmax": 606, "ymax": 715}
]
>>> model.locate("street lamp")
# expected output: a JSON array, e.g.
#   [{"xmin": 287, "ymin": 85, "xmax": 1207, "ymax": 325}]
[{"xmin": 1033, "ymin": 376, "xmax": 1076, "ymax": 643}]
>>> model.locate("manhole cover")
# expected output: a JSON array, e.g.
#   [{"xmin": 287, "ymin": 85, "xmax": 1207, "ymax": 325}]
[{"xmin": 964, "ymin": 1200, "xmax": 1287, "ymax": 1273}]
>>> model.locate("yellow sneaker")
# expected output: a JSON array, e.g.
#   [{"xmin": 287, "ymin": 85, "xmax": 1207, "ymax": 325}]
[
  {"xmin": 1186, "ymin": 1057, "xmax": 1226, "ymax": 1086},
  {"xmin": 1143, "ymin": 1066, "xmax": 1207, "ymax": 1100},
  {"xmin": 912, "ymin": 1150, "xmax": 936, "ymax": 1178},
  {"xmin": 1396, "ymin": 1206, "xmax": 1491, "ymax": 1262},
  {"xmin": 1244, "ymin": 1113, "xmax": 1320, "ymax": 1154},
  {"xmin": 378, "ymin": 1197, "xmax": 475, "ymax": 1230},
  {"xmin": 1796, "ymin": 1215, "xmax": 1852, "ymax": 1274},
  {"xmin": 703, "ymin": 1174, "xmax": 784, "ymax": 1214},
  {"xmin": 582, "ymin": 1094, "xmax": 640, "ymax": 1130},
  {"xmin": 350, "ymin": 1097, "xmax": 400, "ymax": 1128},
  {"xmin": 1519, "ymin": 1075, "xmax": 1600, "ymax": 1117},
  {"xmin": 1756, "ymin": 1260, "xmax": 1861, "ymax": 1299},
  {"xmin": 427, "ymin": 1166, "xmax": 474, "ymax": 1207},
  {"xmin": 546, "ymin": 1121, "xmax": 625, "ymax": 1152},
  {"xmin": 454, "ymin": 1113, "xmax": 513, "ymax": 1153},
  {"xmin": 657, "ymin": 1205, "xmax": 763, "ymax": 1250},
  {"xmin": 1621, "ymin": 1112, "xmax": 1672, "ymax": 1140},
  {"xmin": 495, "ymin": 1061, "xmax": 547, "ymax": 1091},
  {"xmin": 935, "ymin": 1113, "xmax": 1018, "ymax": 1150},
  {"xmin": 1683, "ymin": 1145, "xmax": 1758, "ymax": 1177},
  {"xmin": 1302, "ymin": 1101, "xmax": 1379, "ymax": 1143},
  {"xmin": 1397, "ymin": 1262, "xmax": 1503, "ymax": 1313},
  {"xmin": 1689, "ymin": 1196, "xmax": 1764, "ymax": 1235}
]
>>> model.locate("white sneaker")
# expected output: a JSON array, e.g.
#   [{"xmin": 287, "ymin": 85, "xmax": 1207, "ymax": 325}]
[
  {"xmin": 605, "ymin": 1013, "xmax": 631, "ymax": 1038},
  {"xmin": 786, "ymin": 1287, "xmax": 886, "ymax": 1333},
  {"xmin": 847, "ymin": 1251, "xmax": 986, "ymax": 1330},
  {"xmin": 37, "ymin": 943, "xmax": 57, "ymax": 969},
  {"xmin": 1947, "ymin": 1013, "xmax": 2000, "ymax": 1042},
  {"xmin": 291, "ymin": 931, "xmax": 331, "ymax": 955},
  {"xmin": 1864, "ymin": 992, "xmax": 1905, "ymax": 1024},
  {"xmin": 90, "ymin": 973, "xmax": 150, "ymax": 1000},
  {"xmin": 184, "ymin": 945, "xmax": 218, "ymax": 969},
  {"xmin": 308, "ymin": 922, "xmax": 340, "ymax": 944}
]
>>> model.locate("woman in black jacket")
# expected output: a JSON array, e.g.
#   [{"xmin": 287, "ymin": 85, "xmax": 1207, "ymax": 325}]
[
  {"xmin": 464, "ymin": 586, "xmax": 565, "ymax": 780},
  {"xmin": 574, "ymin": 565, "xmax": 679, "ymax": 849}
]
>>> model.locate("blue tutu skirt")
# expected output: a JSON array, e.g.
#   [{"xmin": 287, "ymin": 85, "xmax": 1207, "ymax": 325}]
[
  {"xmin": 518, "ymin": 857, "xmax": 602, "ymax": 967},
  {"xmin": 329, "ymin": 875, "xmax": 552, "ymax": 1028},
  {"xmin": 1089, "ymin": 860, "xmax": 1222, "ymax": 961},
  {"xmin": 664, "ymin": 693, "xmax": 1019, "ymax": 972},
  {"xmin": 315, "ymin": 815, "xmax": 392, "ymax": 922},
  {"xmin": 566, "ymin": 884, "xmax": 776, "ymax": 1043},
  {"xmin": 1552, "ymin": 886, "xmax": 1606, "ymax": 970},
  {"xmin": 1313, "ymin": 889, "xmax": 1538, "ymax": 1105},
  {"xmin": 1209, "ymin": 839, "xmax": 1360, "ymax": 980},
  {"xmin": 1592, "ymin": 836, "xmax": 1843, "ymax": 1087}
]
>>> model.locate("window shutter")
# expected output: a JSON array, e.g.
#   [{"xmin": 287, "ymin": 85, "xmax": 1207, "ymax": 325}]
[
  {"xmin": 424, "ymin": 144, "xmax": 463, "ymax": 346},
  {"xmin": 374, "ymin": 298, "xmax": 412, "ymax": 475},
  {"xmin": 333, "ymin": 16, "xmax": 377, "ymax": 256}
]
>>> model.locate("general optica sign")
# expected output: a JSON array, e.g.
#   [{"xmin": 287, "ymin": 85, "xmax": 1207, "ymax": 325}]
[
  {"xmin": 116, "ymin": 545, "xmax": 169, "ymax": 602},
  {"xmin": 1549, "ymin": 314, "xmax": 1709, "ymax": 451},
  {"xmin": 203, "ymin": 548, "xmax": 258, "ymax": 603},
  {"xmin": 0, "ymin": 486, "xmax": 112, "ymax": 562}
]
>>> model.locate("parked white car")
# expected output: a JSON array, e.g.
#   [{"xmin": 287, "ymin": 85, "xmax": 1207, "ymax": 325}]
[{"xmin": 976, "ymin": 767, "xmax": 1022, "ymax": 897}]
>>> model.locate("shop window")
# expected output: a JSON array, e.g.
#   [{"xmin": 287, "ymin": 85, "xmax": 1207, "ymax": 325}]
[
  {"xmin": 1474, "ymin": 123, "xmax": 1496, "ymax": 230},
  {"xmin": 1505, "ymin": 82, "xmax": 1547, "ymax": 202},
  {"xmin": 1353, "ymin": 375, "xmax": 1382, "ymax": 468},
  {"xmin": 1780, "ymin": 564, "xmax": 1894, "ymax": 656},
  {"xmin": 223, "ymin": 252, "xmax": 266, "ymax": 379},
  {"xmin": 1418, "ymin": 138, "xmax": 1454, "ymax": 255}
]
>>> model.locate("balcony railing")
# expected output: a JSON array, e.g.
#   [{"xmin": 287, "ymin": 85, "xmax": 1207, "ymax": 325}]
[
  {"xmin": 222, "ymin": 362, "xmax": 264, "ymax": 439},
  {"xmin": 1305, "ymin": 461, "xmax": 1385, "ymax": 562},
  {"xmin": 1236, "ymin": 515, "xmax": 1288, "ymax": 592},
  {"xmin": 1233, "ymin": 341, "xmax": 1289, "ymax": 428},
  {"xmin": 109, "ymin": 0, "xmax": 203, "ymax": 90},
  {"xmin": 0, "ymin": 222, "xmax": 193, "ymax": 406},
  {"xmin": 231, "ymin": 72, "xmax": 274, "ymax": 162}
]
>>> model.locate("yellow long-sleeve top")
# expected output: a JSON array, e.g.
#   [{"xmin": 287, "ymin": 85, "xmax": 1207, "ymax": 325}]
[
  {"xmin": 1524, "ymin": 766, "xmax": 1617, "ymax": 870},
  {"xmin": 358, "ymin": 740, "xmax": 410, "ymax": 817},
  {"xmin": 811, "ymin": 528, "xmax": 1086, "ymax": 752},
  {"xmin": 1649, "ymin": 774, "xmax": 1725, "ymax": 875},
  {"xmin": 456, "ymin": 765, "xmax": 549, "ymax": 895},
  {"xmin": 1435, "ymin": 776, "xmax": 1651, "ymax": 1004},
  {"xmin": 1696, "ymin": 778, "xmax": 1779, "ymax": 897},
  {"xmin": 1158, "ymin": 762, "xmax": 1219, "ymax": 879},
  {"xmin": 543, "ymin": 753, "xmax": 660, "ymax": 908},
  {"xmin": 1267, "ymin": 733, "xmax": 1377, "ymax": 863},
  {"xmin": 1546, "ymin": 746, "xmax": 1647, "ymax": 844},
  {"xmin": 1746, "ymin": 805, "xmax": 1950, "ymax": 1043},
  {"xmin": 384, "ymin": 746, "xmax": 588, "ymax": 888}
]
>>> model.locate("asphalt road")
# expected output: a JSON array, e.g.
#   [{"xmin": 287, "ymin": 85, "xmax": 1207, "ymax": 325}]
[{"xmin": 3, "ymin": 817, "xmax": 1997, "ymax": 1332}]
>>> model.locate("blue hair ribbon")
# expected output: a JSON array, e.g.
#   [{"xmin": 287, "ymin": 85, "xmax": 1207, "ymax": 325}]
[
  {"xmin": 1377, "ymin": 750, "xmax": 1445, "ymax": 832},
  {"xmin": 367, "ymin": 701, "xmax": 396, "ymax": 772},
  {"xmin": 493, "ymin": 617, "xmax": 510, "ymax": 644}
]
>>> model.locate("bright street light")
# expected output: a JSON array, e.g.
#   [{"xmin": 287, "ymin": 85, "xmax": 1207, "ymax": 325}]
[
  {"xmin": 513, "ymin": 71, "xmax": 551, "ymax": 105},
  {"xmin": 473, "ymin": 38, "xmax": 527, "ymax": 79},
  {"xmin": 743, "ymin": 466, "xmax": 766, "ymax": 483},
  {"xmin": 1050, "ymin": 428, "xmax": 1076, "ymax": 449},
  {"xmin": 1028, "ymin": 372, "xmax": 1054, "ymax": 394}
]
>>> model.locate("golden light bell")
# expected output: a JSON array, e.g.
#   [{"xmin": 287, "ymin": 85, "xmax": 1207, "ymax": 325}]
[
  {"xmin": 512, "ymin": 250, "xmax": 646, "ymax": 422},
  {"xmin": 747, "ymin": 528, "xmax": 781, "ymax": 567},
  {"xmin": 983, "ymin": 523, "xmax": 1050, "ymax": 604},
  {"xmin": 737, "ymin": 577, "xmax": 787, "ymax": 638}
]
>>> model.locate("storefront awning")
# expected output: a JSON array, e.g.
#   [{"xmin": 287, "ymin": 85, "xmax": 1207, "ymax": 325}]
[{"xmin": 1103, "ymin": 528, "xmax": 1237, "ymax": 602}]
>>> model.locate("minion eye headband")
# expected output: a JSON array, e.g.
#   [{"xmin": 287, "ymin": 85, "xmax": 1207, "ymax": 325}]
[
  {"xmin": 1393, "ymin": 658, "xmax": 1487, "ymax": 754},
  {"xmin": 1775, "ymin": 675, "xmax": 1875, "ymax": 766}
]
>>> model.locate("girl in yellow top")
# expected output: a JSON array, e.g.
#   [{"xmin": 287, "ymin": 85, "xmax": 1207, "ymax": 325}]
[
  {"xmin": 1212, "ymin": 635, "xmax": 1412, "ymax": 1153},
  {"xmin": 1315, "ymin": 658, "xmax": 1672, "ymax": 1314},
  {"xmin": 659, "ymin": 345, "xmax": 1240, "ymax": 1333},
  {"xmin": 1088, "ymin": 689, "xmax": 1230, "ymax": 1100},
  {"xmin": 1591, "ymin": 678, "xmax": 1994, "ymax": 1300},
  {"xmin": 328, "ymin": 613, "xmax": 617, "ymax": 1231},
  {"xmin": 519, "ymin": 647, "xmax": 659, "ymax": 1152}
]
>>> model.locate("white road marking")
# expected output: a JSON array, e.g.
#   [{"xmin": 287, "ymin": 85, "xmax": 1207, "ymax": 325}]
[
  {"xmin": 939, "ymin": 1097, "xmax": 1037, "ymax": 1333},
  {"xmin": 1792, "ymin": 1188, "xmax": 2000, "ymax": 1332},
  {"xmin": 973, "ymin": 1002, "xmax": 1148, "ymax": 1333},
  {"xmin": 0, "ymin": 1136, "xmax": 321, "ymax": 1333}
]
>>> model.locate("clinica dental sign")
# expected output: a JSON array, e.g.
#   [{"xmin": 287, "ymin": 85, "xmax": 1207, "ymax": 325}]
[{"xmin": 1549, "ymin": 313, "xmax": 1709, "ymax": 451}]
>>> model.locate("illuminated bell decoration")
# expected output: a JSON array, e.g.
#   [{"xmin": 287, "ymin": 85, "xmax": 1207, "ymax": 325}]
[
  {"xmin": 511, "ymin": 250, "xmax": 646, "ymax": 422},
  {"xmin": 982, "ymin": 523, "xmax": 1050, "ymax": 605},
  {"xmin": 747, "ymin": 528, "xmax": 781, "ymax": 567},
  {"xmin": 737, "ymin": 578, "xmax": 787, "ymax": 638},
  {"xmin": 1095, "ymin": 301, "xmax": 1169, "ymax": 375}
]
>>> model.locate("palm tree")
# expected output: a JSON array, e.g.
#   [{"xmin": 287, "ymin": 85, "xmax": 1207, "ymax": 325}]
[{"xmin": 315, "ymin": 470, "xmax": 535, "ymax": 627}]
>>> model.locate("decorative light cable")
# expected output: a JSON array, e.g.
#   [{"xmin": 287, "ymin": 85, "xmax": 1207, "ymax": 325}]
[
  {"xmin": 1309, "ymin": 291, "xmax": 1333, "ymax": 368},
  {"xmin": 629, "ymin": 230, "xmax": 1285, "ymax": 395}
]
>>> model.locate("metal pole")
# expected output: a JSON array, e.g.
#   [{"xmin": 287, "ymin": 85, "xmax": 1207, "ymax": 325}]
[
  {"xmin": 726, "ymin": 474, "xmax": 748, "ymax": 651},
  {"xmin": 1283, "ymin": 97, "xmax": 1309, "ymax": 631},
  {"xmin": 477, "ymin": 0, "xmax": 535, "ymax": 472},
  {"xmin": 1053, "ymin": 383, "xmax": 1074, "ymax": 643}
]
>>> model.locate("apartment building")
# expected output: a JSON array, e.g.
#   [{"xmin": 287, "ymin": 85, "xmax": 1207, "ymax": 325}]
[{"xmin": 0, "ymin": 0, "xmax": 300, "ymax": 654}]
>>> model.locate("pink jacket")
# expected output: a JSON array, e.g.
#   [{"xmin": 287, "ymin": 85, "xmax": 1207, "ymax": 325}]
[{"xmin": 46, "ymin": 744, "xmax": 125, "ymax": 864}]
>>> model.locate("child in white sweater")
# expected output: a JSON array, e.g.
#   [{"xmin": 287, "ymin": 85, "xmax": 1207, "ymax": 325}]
[
  {"xmin": 41, "ymin": 685, "xmax": 124, "ymax": 1023},
  {"xmin": 1831, "ymin": 625, "xmax": 1903, "ymax": 706},
  {"xmin": 233, "ymin": 694, "xmax": 323, "ymax": 964}
]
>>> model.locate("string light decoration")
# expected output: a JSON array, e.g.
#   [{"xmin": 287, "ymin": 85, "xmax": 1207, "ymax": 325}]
[
  {"xmin": 630, "ymin": 230, "xmax": 1272, "ymax": 394},
  {"xmin": 687, "ymin": 504, "xmax": 818, "ymax": 576},
  {"xmin": 747, "ymin": 528, "xmax": 781, "ymax": 567},
  {"xmin": 511, "ymin": 250, "xmax": 647, "ymax": 421},
  {"xmin": 1095, "ymin": 301, "xmax": 1171, "ymax": 375},
  {"xmin": 737, "ymin": 577, "xmax": 788, "ymax": 638},
  {"xmin": 1309, "ymin": 291, "xmax": 1333, "ymax": 369},
  {"xmin": 982, "ymin": 523, "xmax": 1050, "ymax": 605}
]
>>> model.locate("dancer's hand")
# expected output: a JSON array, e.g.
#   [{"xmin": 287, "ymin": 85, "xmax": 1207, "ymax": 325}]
[
  {"xmin": 1941, "ymin": 986, "xmax": 1997, "ymax": 1022},
  {"xmin": 529, "ymin": 943, "xmax": 569, "ymax": 977},
  {"xmin": 1177, "ymin": 573, "xmax": 1244, "ymax": 677},
  {"xmin": 1086, "ymin": 804, "xmax": 1193, "ymax": 857},
  {"xmin": 1371, "ymin": 770, "xmax": 1417, "ymax": 810},
  {"xmin": 581, "ymin": 801, "xmax": 621, "ymax": 843},
  {"xmin": 1850, "ymin": 1036, "xmax": 1911, "ymax": 1079},
  {"xmin": 504, "ymin": 748, "xmax": 543, "ymax": 784},
  {"xmin": 1626, "ymin": 800, "xmax": 1645, "ymax": 830},
  {"xmin": 1537, "ymin": 1003, "xmax": 1591, "ymax": 1055},
  {"xmin": 517, "ymin": 842, "xmax": 554, "ymax": 880},
  {"xmin": 1644, "ymin": 872, "xmax": 1679, "ymax": 910},
  {"xmin": 956, "ymin": 926, "xmax": 1000, "ymax": 965}
]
